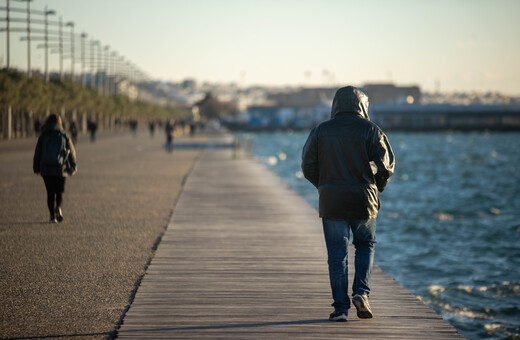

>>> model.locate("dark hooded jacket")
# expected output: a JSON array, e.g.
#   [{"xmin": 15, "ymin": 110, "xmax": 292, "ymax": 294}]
[
  {"xmin": 33, "ymin": 123, "xmax": 77, "ymax": 177},
  {"xmin": 301, "ymin": 86, "xmax": 395, "ymax": 219}
]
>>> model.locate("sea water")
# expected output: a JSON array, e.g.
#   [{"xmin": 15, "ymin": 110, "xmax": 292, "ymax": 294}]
[{"xmin": 234, "ymin": 131, "xmax": 520, "ymax": 340}]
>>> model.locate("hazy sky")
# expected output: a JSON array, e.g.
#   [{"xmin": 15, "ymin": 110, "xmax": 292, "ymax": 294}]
[{"xmin": 2, "ymin": 0, "xmax": 520, "ymax": 94}]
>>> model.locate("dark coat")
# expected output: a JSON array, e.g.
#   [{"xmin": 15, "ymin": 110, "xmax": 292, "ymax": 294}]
[
  {"xmin": 33, "ymin": 123, "xmax": 77, "ymax": 177},
  {"xmin": 301, "ymin": 86, "xmax": 395, "ymax": 219}
]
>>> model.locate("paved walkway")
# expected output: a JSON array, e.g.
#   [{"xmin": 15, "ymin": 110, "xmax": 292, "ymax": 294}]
[
  {"xmin": 0, "ymin": 129, "xmax": 206, "ymax": 339},
  {"xmin": 117, "ymin": 143, "xmax": 464, "ymax": 339}
]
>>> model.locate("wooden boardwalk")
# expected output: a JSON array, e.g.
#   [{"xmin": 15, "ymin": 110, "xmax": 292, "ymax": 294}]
[{"xmin": 117, "ymin": 139, "xmax": 464, "ymax": 339}]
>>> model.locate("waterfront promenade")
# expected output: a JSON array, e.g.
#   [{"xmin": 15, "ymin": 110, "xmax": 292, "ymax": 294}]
[
  {"xmin": 117, "ymin": 136, "xmax": 464, "ymax": 339},
  {"xmin": 1, "ymin": 130, "xmax": 463, "ymax": 339}
]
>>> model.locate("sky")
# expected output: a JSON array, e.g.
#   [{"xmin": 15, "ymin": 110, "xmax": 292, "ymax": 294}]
[{"xmin": 2, "ymin": 0, "xmax": 520, "ymax": 94}]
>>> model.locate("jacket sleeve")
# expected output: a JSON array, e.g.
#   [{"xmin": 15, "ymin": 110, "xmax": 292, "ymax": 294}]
[
  {"xmin": 67, "ymin": 135, "xmax": 77, "ymax": 172},
  {"xmin": 301, "ymin": 126, "xmax": 319, "ymax": 188},
  {"xmin": 33, "ymin": 135, "xmax": 43, "ymax": 173},
  {"xmin": 368, "ymin": 128, "xmax": 395, "ymax": 192}
]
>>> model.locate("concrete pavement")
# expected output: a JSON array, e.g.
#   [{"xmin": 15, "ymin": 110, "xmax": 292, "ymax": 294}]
[{"xmin": 0, "ymin": 129, "xmax": 203, "ymax": 339}]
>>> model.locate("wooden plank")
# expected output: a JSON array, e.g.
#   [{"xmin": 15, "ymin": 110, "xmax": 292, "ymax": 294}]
[{"xmin": 117, "ymin": 136, "xmax": 464, "ymax": 339}]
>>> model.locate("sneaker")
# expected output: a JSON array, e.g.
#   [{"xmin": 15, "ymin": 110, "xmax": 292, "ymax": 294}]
[
  {"xmin": 49, "ymin": 218, "xmax": 57, "ymax": 224},
  {"xmin": 55, "ymin": 207, "xmax": 63, "ymax": 222},
  {"xmin": 329, "ymin": 310, "xmax": 347, "ymax": 322},
  {"xmin": 352, "ymin": 294, "xmax": 373, "ymax": 318}
]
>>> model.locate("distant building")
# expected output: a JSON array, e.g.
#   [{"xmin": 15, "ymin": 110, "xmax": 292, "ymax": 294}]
[
  {"xmin": 226, "ymin": 105, "xmax": 329, "ymax": 130},
  {"xmin": 370, "ymin": 104, "xmax": 520, "ymax": 131},
  {"xmin": 117, "ymin": 79, "xmax": 138, "ymax": 101},
  {"xmin": 247, "ymin": 106, "xmax": 293, "ymax": 128},
  {"xmin": 181, "ymin": 79, "xmax": 197, "ymax": 89},
  {"xmin": 223, "ymin": 103, "xmax": 520, "ymax": 131},
  {"xmin": 266, "ymin": 87, "xmax": 335, "ymax": 107},
  {"xmin": 362, "ymin": 83, "xmax": 421, "ymax": 105}
]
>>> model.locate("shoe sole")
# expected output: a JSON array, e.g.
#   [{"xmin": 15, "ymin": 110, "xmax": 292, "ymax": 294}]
[{"xmin": 353, "ymin": 296, "xmax": 373, "ymax": 319}]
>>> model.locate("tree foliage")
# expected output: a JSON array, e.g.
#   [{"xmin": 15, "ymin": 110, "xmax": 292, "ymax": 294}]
[
  {"xmin": 195, "ymin": 92, "xmax": 238, "ymax": 120},
  {"xmin": 0, "ymin": 69, "xmax": 189, "ymax": 118}
]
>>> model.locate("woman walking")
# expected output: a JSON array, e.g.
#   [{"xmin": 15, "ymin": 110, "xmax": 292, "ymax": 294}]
[{"xmin": 33, "ymin": 114, "xmax": 77, "ymax": 223}]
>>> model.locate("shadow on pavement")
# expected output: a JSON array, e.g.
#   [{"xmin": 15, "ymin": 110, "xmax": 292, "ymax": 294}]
[
  {"xmin": 117, "ymin": 319, "xmax": 332, "ymax": 334},
  {"xmin": 0, "ymin": 221, "xmax": 50, "ymax": 226}
]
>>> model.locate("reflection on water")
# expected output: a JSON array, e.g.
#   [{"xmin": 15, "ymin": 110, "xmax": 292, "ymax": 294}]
[{"xmin": 235, "ymin": 131, "xmax": 520, "ymax": 340}]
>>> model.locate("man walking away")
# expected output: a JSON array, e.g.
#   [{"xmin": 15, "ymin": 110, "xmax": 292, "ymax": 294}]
[
  {"xmin": 34, "ymin": 114, "xmax": 77, "ymax": 223},
  {"xmin": 301, "ymin": 86, "xmax": 395, "ymax": 322}
]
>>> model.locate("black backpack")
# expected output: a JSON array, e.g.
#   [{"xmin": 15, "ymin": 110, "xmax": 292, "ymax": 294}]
[{"xmin": 41, "ymin": 131, "xmax": 69, "ymax": 166}]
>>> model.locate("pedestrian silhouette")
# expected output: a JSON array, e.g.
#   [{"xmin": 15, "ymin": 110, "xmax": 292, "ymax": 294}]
[
  {"xmin": 302, "ymin": 86, "xmax": 395, "ymax": 321},
  {"xmin": 165, "ymin": 119, "xmax": 176, "ymax": 153},
  {"xmin": 87, "ymin": 120, "xmax": 98, "ymax": 142},
  {"xmin": 33, "ymin": 114, "xmax": 77, "ymax": 223},
  {"xmin": 69, "ymin": 120, "xmax": 78, "ymax": 145}
]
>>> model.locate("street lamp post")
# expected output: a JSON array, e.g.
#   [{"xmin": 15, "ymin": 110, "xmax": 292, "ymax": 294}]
[
  {"xmin": 114, "ymin": 55, "xmax": 125, "ymax": 95},
  {"xmin": 93, "ymin": 40, "xmax": 98, "ymax": 88},
  {"xmin": 65, "ymin": 21, "xmax": 74, "ymax": 80},
  {"xmin": 1, "ymin": 1, "xmax": 144, "ymax": 95},
  {"xmin": 110, "ymin": 51, "xmax": 117, "ymax": 94},
  {"xmin": 104, "ymin": 45, "xmax": 109, "ymax": 95},
  {"xmin": 97, "ymin": 40, "xmax": 103, "ymax": 94},
  {"xmin": 80, "ymin": 32, "xmax": 87, "ymax": 87},
  {"xmin": 58, "ymin": 15, "xmax": 63, "ymax": 80},
  {"xmin": 44, "ymin": 6, "xmax": 55, "ymax": 82},
  {"xmin": 5, "ymin": 0, "xmax": 10, "ymax": 69},
  {"xmin": 25, "ymin": 0, "xmax": 31, "ymax": 77},
  {"xmin": 3, "ymin": 1, "xmax": 56, "ymax": 79},
  {"xmin": 89, "ymin": 39, "xmax": 95, "ymax": 87}
]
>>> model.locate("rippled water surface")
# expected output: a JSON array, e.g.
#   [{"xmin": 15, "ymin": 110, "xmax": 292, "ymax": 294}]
[{"xmin": 235, "ymin": 131, "xmax": 520, "ymax": 340}]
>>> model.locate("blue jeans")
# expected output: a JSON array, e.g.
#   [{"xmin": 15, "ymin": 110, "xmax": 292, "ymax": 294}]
[{"xmin": 322, "ymin": 218, "xmax": 376, "ymax": 312}]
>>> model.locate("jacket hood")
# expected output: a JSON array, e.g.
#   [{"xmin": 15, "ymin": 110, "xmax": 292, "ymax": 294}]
[
  {"xmin": 41, "ymin": 123, "xmax": 64, "ymax": 134},
  {"xmin": 331, "ymin": 86, "xmax": 370, "ymax": 120}
]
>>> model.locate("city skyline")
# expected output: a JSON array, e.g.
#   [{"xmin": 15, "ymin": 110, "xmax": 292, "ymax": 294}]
[{"xmin": 2, "ymin": 0, "xmax": 520, "ymax": 95}]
